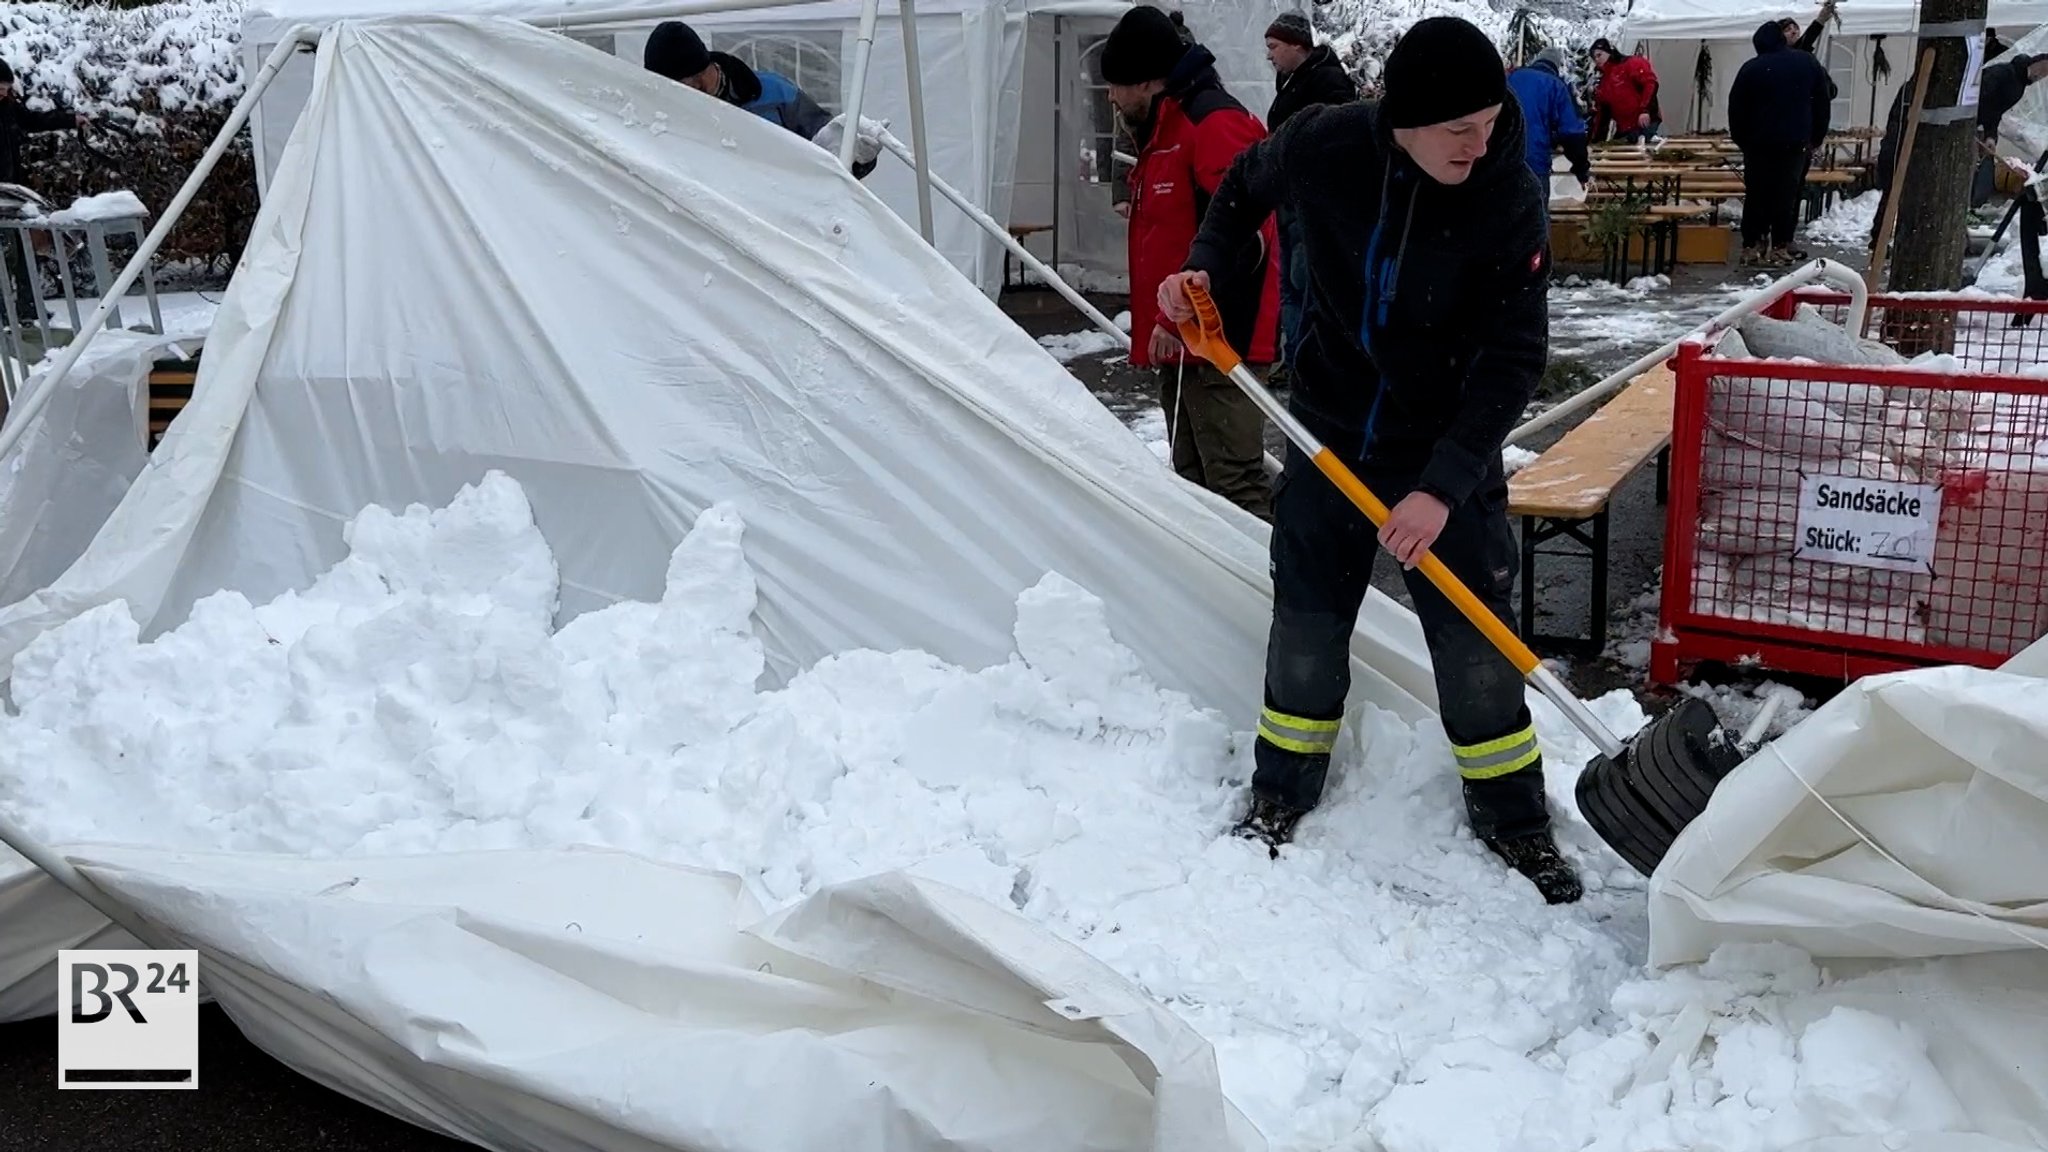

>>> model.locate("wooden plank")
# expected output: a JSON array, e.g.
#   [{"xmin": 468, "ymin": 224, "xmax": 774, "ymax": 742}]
[{"xmin": 1509, "ymin": 365, "xmax": 1674, "ymax": 520}]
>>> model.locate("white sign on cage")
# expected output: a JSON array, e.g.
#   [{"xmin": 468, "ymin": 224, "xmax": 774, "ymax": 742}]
[{"xmin": 1793, "ymin": 472, "xmax": 1944, "ymax": 574}]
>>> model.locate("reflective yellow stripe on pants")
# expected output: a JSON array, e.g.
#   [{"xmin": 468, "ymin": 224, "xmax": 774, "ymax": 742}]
[
  {"xmin": 1257, "ymin": 708, "xmax": 1340, "ymax": 756},
  {"xmin": 1451, "ymin": 725, "xmax": 1541, "ymax": 780}
]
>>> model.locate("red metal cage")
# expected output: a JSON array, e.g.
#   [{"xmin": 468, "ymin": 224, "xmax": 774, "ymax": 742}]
[{"xmin": 1652, "ymin": 289, "xmax": 2048, "ymax": 684}]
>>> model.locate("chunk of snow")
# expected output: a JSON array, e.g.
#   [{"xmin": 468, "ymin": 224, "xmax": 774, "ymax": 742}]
[
  {"xmin": 1503, "ymin": 444, "xmax": 1540, "ymax": 475},
  {"xmin": 1037, "ymin": 328, "xmax": 1123, "ymax": 363},
  {"xmin": 40, "ymin": 189, "xmax": 147, "ymax": 225},
  {"xmin": 1805, "ymin": 191, "xmax": 1879, "ymax": 248}
]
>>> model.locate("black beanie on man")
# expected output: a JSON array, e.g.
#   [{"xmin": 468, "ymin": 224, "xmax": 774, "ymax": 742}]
[
  {"xmin": 1379, "ymin": 16, "xmax": 1509, "ymax": 130},
  {"xmin": 1266, "ymin": 11, "xmax": 1313, "ymax": 50},
  {"xmin": 644, "ymin": 21, "xmax": 712, "ymax": 83},
  {"xmin": 1100, "ymin": 6, "xmax": 1190, "ymax": 85}
]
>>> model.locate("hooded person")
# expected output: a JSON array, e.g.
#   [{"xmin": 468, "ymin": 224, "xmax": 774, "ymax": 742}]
[
  {"xmin": 1506, "ymin": 46, "xmax": 1591, "ymax": 199},
  {"xmin": 1262, "ymin": 9, "xmax": 1356, "ymax": 374},
  {"xmin": 1104, "ymin": 4, "xmax": 1281, "ymax": 520},
  {"xmin": 1156, "ymin": 16, "xmax": 1581, "ymax": 904},
  {"xmin": 1587, "ymin": 36, "xmax": 1660, "ymax": 142},
  {"xmin": 1727, "ymin": 20, "xmax": 1833, "ymax": 265},
  {"xmin": 643, "ymin": 21, "xmax": 877, "ymax": 180}
]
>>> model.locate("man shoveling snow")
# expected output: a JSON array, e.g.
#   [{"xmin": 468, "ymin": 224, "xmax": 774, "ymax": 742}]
[{"xmin": 1159, "ymin": 17, "xmax": 1579, "ymax": 904}]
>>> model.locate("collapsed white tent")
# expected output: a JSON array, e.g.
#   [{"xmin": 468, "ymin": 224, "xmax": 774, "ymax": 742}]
[
  {"xmin": 1645, "ymin": 635, "xmax": 2048, "ymax": 1150},
  {"xmin": 238, "ymin": 0, "xmax": 1289, "ymax": 297},
  {"xmin": 0, "ymin": 14, "xmax": 1441, "ymax": 1147},
  {"xmin": 1621, "ymin": 0, "xmax": 2048, "ymax": 135}
]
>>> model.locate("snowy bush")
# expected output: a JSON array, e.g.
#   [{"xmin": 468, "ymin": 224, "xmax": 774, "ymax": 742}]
[
  {"xmin": 3, "ymin": 1, "xmax": 251, "ymax": 270},
  {"xmin": 1314, "ymin": 0, "xmax": 1625, "ymax": 90}
]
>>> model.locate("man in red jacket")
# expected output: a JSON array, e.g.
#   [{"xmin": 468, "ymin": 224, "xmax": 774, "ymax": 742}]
[
  {"xmin": 1588, "ymin": 38, "xmax": 1660, "ymax": 142},
  {"xmin": 1104, "ymin": 5, "xmax": 1280, "ymax": 520}
]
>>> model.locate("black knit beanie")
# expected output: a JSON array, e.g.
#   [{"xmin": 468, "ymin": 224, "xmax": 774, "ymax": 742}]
[
  {"xmin": 644, "ymin": 21, "xmax": 712, "ymax": 83},
  {"xmin": 0, "ymin": 61, "xmax": 13, "ymax": 86},
  {"xmin": 1379, "ymin": 17, "xmax": 1509, "ymax": 130},
  {"xmin": 1266, "ymin": 12, "xmax": 1313, "ymax": 50},
  {"xmin": 1100, "ymin": 6, "xmax": 1190, "ymax": 85}
]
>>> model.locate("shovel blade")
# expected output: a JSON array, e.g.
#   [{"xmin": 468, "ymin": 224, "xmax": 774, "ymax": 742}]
[{"xmin": 1575, "ymin": 696, "xmax": 1749, "ymax": 878}]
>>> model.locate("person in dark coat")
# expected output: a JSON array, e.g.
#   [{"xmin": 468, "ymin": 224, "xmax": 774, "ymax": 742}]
[
  {"xmin": 643, "ymin": 21, "xmax": 876, "ymax": 180},
  {"xmin": 1506, "ymin": 47, "xmax": 1590, "ymax": 202},
  {"xmin": 1971, "ymin": 52, "xmax": 2048, "ymax": 207},
  {"xmin": 1158, "ymin": 17, "xmax": 1580, "ymax": 905},
  {"xmin": 1728, "ymin": 21, "xmax": 1833, "ymax": 265},
  {"xmin": 1263, "ymin": 10, "xmax": 1355, "ymax": 372}
]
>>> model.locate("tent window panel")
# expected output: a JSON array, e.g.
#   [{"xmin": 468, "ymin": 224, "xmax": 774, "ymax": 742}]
[
  {"xmin": 1827, "ymin": 39, "xmax": 1854, "ymax": 127},
  {"xmin": 1077, "ymin": 35, "xmax": 1127, "ymax": 204},
  {"xmin": 714, "ymin": 33, "xmax": 845, "ymax": 115},
  {"xmin": 565, "ymin": 31, "xmax": 618, "ymax": 57}
]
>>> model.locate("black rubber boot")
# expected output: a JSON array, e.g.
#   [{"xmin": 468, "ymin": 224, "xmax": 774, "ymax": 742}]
[
  {"xmin": 1232, "ymin": 795, "xmax": 1310, "ymax": 858},
  {"xmin": 1484, "ymin": 831, "xmax": 1583, "ymax": 904}
]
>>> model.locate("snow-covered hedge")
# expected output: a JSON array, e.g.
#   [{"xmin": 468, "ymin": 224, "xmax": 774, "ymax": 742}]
[{"xmin": 3, "ymin": 1, "xmax": 250, "ymax": 270}]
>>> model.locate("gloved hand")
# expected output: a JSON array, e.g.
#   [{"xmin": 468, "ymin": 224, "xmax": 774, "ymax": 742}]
[{"xmin": 815, "ymin": 114, "xmax": 888, "ymax": 167}]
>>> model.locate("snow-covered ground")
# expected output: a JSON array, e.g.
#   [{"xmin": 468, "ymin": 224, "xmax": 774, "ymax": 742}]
[
  {"xmin": 1550, "ymin": 276, "xmax": 1754, "ymax": 365},
  {"xmin": 1804, "ymin": 191, "xmax": 1878, "ymax": 249},
  {"xmin": 0, "ymin": 474, "xmax": 1981, "ymax": 1152}
]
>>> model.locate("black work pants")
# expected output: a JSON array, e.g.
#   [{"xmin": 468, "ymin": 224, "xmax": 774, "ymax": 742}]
[
  {"xmin": 1250, "ymin": 436, "xmax": 1549, "ymax": 842},
  {"xmin": 1741, "ymin": 146, "xmax": 1807, "ymax": 249}
]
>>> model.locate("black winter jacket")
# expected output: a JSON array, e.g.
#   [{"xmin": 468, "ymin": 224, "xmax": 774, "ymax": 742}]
[
  {"xmin": 1267, "ymin": 45, "xmax": 1355, "ymax": 133},
  {"xmin": 1976, "ymin": 55, "xmax": 2040, "ymax": 143},
  {"xmin": 0, "ymin": 95, "xmax": 74, "ymax": 186},
  {"xmin": 1728, "ymin": 23, "xmax": 1833, "ymax": 152},
  {"xmin": 1184, "ymin": 99, "xmax": 1549, "ymax": 508}
]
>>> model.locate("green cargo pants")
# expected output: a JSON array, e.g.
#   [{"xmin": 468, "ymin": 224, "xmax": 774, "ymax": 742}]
[{"xmin": 1159, "ymin": 360, "xmax": 1272, "ymax": 522}]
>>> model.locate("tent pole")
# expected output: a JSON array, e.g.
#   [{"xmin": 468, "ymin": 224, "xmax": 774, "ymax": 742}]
[
  {"xmin": 839, "ymin": 0, "xmax": 883, "ymax": 170},
  {"xmin": 897, "ymin": 0, "xmax": 935, "ymax": 242},
  {"xmin": 879, "ymin": 130, "xmax": 1122, "ymax": 339},
  {"xmin": 0, "ymin": 31, "xmax": 311, "ymax": 467}
]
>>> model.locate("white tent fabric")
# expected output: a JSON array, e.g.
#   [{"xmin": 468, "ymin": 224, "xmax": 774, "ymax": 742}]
[
  {"xmin": 0, "ymin": 15, "xmax": 1433, "ymax": 1145},
  {"xmin": 1646, "ymin": 642, "xmax": 2048, "ymax": 1150},
  {"xmin": 1622, "ymin": 2, "xmax": 2048, "ymax": 134},
  {"xmin": 54, "ymin": 846, "xmax": 1264, "ymax": 1152},
  {"xmin": 238, "ymin": 0, "xmax": 1287, "ymax": 298}
]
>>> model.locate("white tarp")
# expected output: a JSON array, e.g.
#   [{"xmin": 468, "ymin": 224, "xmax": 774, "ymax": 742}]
[
  {"xmin": 239, "ymin": 0, "xmax": 1288, "ymax": 297},
  {"xmin": 1646, "ymin": 641, "xmax": 2048, "ymax": 1150},
  {"xmin": 0, "ymin": 322, "xmax": 214, "ymax": 612},
  {"xmin": 60, "ymin": 846, "xmax": 1262, "ymax": 1152},
  {"xmin": 1623, "ymin": 0, "xmax": 2048, "ymax": 40},
  {"xmin": 0, "ymin": 14, "xmax": 1433, "ymax": 1147}
]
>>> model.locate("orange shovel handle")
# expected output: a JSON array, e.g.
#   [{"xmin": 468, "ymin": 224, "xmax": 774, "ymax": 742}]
[{"xmin": 1172, "ymin": 278, "xmax": 1541, "ymax": 679}]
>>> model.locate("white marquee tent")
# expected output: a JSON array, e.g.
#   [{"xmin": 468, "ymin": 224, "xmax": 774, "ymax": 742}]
[
  {"xmin": 1621, "ymin": 0, "xmax": 2048, "ymax": 136},
  {"xmin": 238, "ymin": 0, "xmax": 1289, "ymax": 297}
]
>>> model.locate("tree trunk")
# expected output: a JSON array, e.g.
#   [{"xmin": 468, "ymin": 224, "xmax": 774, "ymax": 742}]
[{"xmin": 1885, "ymin": 0, "xmax": 1988, "ymax": 352}]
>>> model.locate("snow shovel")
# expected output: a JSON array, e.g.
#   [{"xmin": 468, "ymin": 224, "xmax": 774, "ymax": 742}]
[{"xmin": 1172, "ymin": 282, "xmax": 1745, "ymax": 876}]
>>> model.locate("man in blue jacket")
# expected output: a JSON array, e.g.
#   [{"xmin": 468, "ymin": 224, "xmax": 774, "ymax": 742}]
[
  {"xmin": 1727, "ymin": 21, "xmax": 1832, "ymax": 266},
  {"xmin": 644, "ymin": 21, "xmax": 877, "ymax": 180},
  {"xmin": 1505, "ymin": 47, "xmax": 1590, "ymax": 212}
]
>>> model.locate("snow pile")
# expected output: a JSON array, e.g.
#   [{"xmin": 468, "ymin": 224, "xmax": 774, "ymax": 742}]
[
  {"xmin": 0, "ymin": 2, "xmax": 244, "ymax": 118},
  {"xmin": 0, "ymin": 472, "xmax": 1995, "ymax": 1151},
  {"xmin": 1503, "ymin": 443, "xmax": 1540, "ymax": 475},
  {"xmin": 1038, "ymin": 328, "xmax": 1124, "ymax": 363},
  {"xmin": 1804, "ymin": 191, "xmax": 1878, "ymax": 248},
  {"xmin": 38, "ymin": 189, "xmax": 148, "ymax": 226}
]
